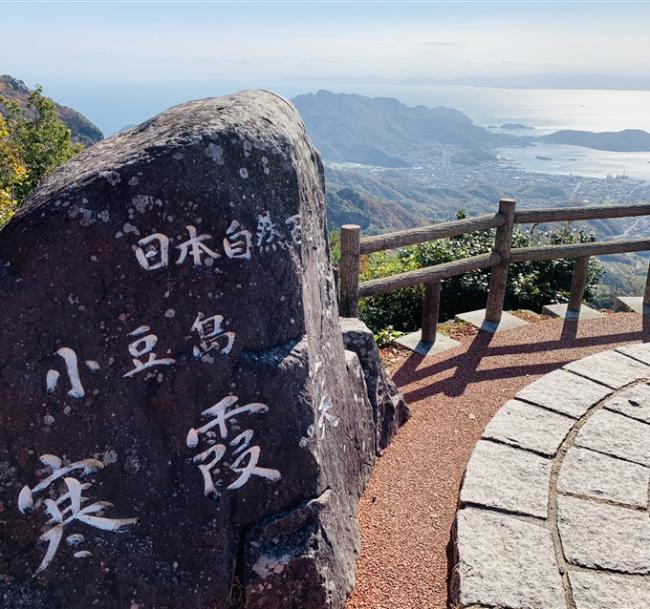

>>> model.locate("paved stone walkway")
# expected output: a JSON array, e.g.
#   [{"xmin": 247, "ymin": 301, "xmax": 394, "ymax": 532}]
[{"xmin": 451, "ymin": 342, "xmax": 650, "ymax": 609}]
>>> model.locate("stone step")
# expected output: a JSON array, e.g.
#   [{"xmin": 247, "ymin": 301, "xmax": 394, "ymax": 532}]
[
  {"xmin": 394, "ymin": 330, "xmax": 460, "ymax": 356},
  {"xmin": 542, "ymin": 303, "xmax": 604, "ymax": 320},
  {"xmin": 614, "ymin": 296, "xmax": 645, "ymax": 314},
  {"xmin": 454, "ymin": 309, "xmax": 529, "ymax": 333}
]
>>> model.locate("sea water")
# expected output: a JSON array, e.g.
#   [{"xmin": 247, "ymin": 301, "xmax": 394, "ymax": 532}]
[
  {"xmin": 333, "ymin": 84, "xmax": 650, "ymax": 180},
  {"xmin": 43, "ymin": 80, "xmax": 650, "ymax": 180}
]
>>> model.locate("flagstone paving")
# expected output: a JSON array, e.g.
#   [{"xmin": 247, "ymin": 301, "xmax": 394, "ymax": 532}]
[{"xmin": 451, "ymin": 343, "xmax": 650, "ymax": 609}]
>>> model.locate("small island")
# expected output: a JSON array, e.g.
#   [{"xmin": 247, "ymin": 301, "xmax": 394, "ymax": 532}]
[
  {"xmin": 500, "ymin": 122, "xmax": 535, "ymax": 130},
  {"xmin": 544, "ymin": 128, "xmax": 650, "ymax": 152}
]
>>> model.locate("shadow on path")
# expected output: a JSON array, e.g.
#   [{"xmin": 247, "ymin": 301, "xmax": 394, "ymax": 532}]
[{"xmin": 393, "ymin": 316, "xmax": 650, "ymax": 403}]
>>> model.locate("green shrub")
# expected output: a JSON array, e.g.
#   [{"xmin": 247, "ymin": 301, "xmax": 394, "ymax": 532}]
[
  {"xmin": 357, "ymin": 211, "xmax": 604, "ymax": 334},
  {"xmin": 373, "ymin": 326, "xmax": 404, "ymax": 347}
]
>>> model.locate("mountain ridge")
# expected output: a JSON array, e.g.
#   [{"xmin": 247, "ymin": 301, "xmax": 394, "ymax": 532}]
[
  {"xmin": 291, "ymin": 89, "xmax": 513, "ymax": 167},
  {"xmin": 0, "ymin": 74, "xmax": 103, "ymax": 146}
]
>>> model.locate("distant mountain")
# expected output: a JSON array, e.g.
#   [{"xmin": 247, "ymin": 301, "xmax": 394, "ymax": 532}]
[
  {"xmin": 0, "ymin": 75, "xmax": 103, "ymax": 146},
  {"xmin": 292, "ymin": 73, "xmax": 650, "ymax": 92},
  {"xmin": 292, "ymin": 90, "xmax": 508, "ymax": 167},
  {"xmin": 544, "ymin": 129, "xmax": 650, "ymax": 152}
]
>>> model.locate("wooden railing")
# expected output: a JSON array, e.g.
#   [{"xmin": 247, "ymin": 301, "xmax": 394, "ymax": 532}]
[{"xmin": 339, "ymin": 200, "xmax": 650, "ymax": 342}]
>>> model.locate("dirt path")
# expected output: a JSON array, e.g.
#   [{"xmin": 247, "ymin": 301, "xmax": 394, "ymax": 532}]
[{"xmin": 346, "ymin": 312, "xmax": 649, "ymax": 609}]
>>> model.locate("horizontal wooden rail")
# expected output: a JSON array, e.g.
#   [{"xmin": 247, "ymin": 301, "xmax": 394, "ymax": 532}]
[
  {"xmin": 339, "ymin": 199, "xmax": 650, "ymax": 339},
  {"xmin": 359, "ymin": 213, "xmax": 505, "ymax": 254},
  {"xmin": 359, "ymin": 251, "xmax": 502, "ymax": 297},
  {"xmin": 510, "ymin": 238, "xmax": 650, "ymax": 263},
  {"xmin": 515, "ymin": 202, "xmax": 650, "ymax": 225}
]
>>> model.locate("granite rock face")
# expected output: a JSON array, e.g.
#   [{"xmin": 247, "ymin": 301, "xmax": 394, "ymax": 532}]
[
  {"xmin": 340, "ymin": 317, "xmax": 410, "ymax": 450},
  {"xmin": 0, "ymin": 92, "xmax": 404, "ymax": 609}
]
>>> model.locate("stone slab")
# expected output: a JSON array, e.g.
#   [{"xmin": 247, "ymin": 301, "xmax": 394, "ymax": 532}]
[
  {"xmin": 614, "ymin": 295, "xmax": 646, "ymax": 314},
  {"xmin": 569, "ymin": 570, "xmax": 650, "ymax": 609},
  {"xmin": 617, "ymin": 342, "xmax": 650, "ymax": 366},
  {"xmin": 515, "ymin": 368, "xmax": 612, "ymax": 419},
  {"xmin": 558, "ymin": 446, "xmax": 650, "ymax": 508},
  {"xmin": 541, "ymin": 303, "xmax": 604, "ymax": 320},
  {"xmin": 602, "ymin": 381, "xmax": 650, "ymax": 424},
  {"xmin": 564, "ymin": 350, "xmax": 650, "ymax": 389},
  {"xmin": 482, "ymin": 399, "xmax": 575, "ymax": 457},
  {"xmin": 460, "ymin": 440, "xmax": 552, "ymax": 518},
  {"xmin": 558, "ymin": 495, "xmax": 650, "ymax": 574},
  {"xmin": 575, "ymin": 408, "xmax": 650, "ymax": 467},
  {"xmin": 452, "ymin": 507, "xmax": 567, "ymax": 609},
  {"xmin": 454, "ymin": 309, "xmax": 529, "ymax": 333},
  {"xmin": 394, "ymin": 330, "xmax": 461, "ymax": 356}
]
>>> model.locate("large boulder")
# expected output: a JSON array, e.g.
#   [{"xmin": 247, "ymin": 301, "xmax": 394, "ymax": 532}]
[{"xmin": 0, "ymin": 92, "xmax": 406, "ymax": 609}]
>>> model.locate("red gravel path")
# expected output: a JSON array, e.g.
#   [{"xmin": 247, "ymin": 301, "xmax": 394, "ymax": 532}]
[{"xmin": 346, "ymin": 312, "xmax": 650, "ymax": 609}]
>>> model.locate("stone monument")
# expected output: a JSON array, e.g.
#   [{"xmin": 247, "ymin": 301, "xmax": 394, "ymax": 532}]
[{"xmin": 0, "ymin": 91, "xmax": 407, "ymax": 609}]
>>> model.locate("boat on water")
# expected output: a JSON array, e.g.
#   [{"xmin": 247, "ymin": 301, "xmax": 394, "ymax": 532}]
[{"xmin": 536, "ymin": 155, "xmax": 553, "ymax": 161}]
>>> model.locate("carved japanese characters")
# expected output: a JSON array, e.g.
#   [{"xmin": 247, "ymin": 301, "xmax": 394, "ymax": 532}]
[{"xmin": 0, "ymin": 91, "xmax": 404, "ymax": 609}]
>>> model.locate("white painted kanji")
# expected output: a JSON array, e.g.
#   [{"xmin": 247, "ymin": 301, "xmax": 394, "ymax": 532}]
[
  {"xmin": 176, "ymin": 225, "xmax": 220, "ymax": 267},
  {"xmin": 123, "ymin": 325, "xmax": 175, "ymax": 378},
  {"xmin": 131, "ymin": 214, "xmax": 300, "ymax": 271},
  {"xmin": 18, "ymin": 454, "xmax": 137, "ymax": 576},
  {"xmin": 135, "ymin": 233, "xmax": 170, "ymax": 270},
  {"xmin": 186, "ymin": 395, "xmax": 280, "ymax": 497},
  {"xmin": 191, "ymin": 312, "xmax": 236, "ymax": 358},
  {"xmin": 45, "ymin": 347, "xmax": 100, "ymax": 399},
  {"xmin": 313, "ymin": 355, "xmax": 339, "ymax": 438},
  {"xmin": 285, "ymin": 214, "xmax": 302, "ymax": 246},
  {"xmin": 256, "ymin": 211, "xmax": 285, "ymax": 252},
  {"xmin": 223, "ymin": 220, "xmax": 253, "ymax": 260}
]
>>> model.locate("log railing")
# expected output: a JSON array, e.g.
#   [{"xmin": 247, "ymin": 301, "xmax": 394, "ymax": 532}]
[{"xmin": 339, "ymin": 199, "xmax": 650, "ymax": 343}]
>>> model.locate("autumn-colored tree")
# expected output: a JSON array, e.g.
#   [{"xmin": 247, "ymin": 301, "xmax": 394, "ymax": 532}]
[
  {"xmin": 0, "ymin": 86, "xmax": 82, "ymax": 226},
  {"xmin": 0, "ymin": 115, "xmax": 27, "ymax": 227}
]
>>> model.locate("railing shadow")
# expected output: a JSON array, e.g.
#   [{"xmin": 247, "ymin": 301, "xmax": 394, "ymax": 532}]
[{"xmin": 392, "ymin": 316, "xmax": 650, "ymax": 403}]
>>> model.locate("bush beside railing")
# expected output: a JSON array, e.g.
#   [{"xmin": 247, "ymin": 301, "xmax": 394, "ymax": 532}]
[{"xmin": 339, "ymin": 200, "xmax": 650, "ymax": 343}]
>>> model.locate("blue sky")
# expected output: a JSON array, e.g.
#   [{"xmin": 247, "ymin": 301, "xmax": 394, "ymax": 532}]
[
  {"xmin": 3, "ymin": 1, "xmax": 650, "ymax": 133},
  {"xmin": 5, "ymin": 1, "xmax": 650, "ymax": 82}
]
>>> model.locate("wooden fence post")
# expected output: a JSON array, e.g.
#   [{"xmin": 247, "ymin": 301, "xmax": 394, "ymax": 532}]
[
  {"xmin": 485, "ymin": 199, "xmax": 516, "ymax": 325},
  {"xmin": 421, "ymin": 280, "xmax": 441, "ymax": 343},
  {"xmin": 643, "ymin": 261, "xmax": 650, "ymax": 313},
  {"xmin": 339, "ymin": 224, "xmax": 361, "ymax": 317},
  {"xmin": 567, "ymin": 256, "xmax": 590, "ymax": 315}
]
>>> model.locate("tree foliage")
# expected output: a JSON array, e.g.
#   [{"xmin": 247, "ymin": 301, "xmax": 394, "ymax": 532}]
[
  {"xmin": 0, "ymin": 115, "xmax": 27, "ymax": 227},
  {"xmin": 358, "ymin": 211, "xmax": 605, "ymax": 333},
  {"xmin": 0, "ymin": 86, "xmax": 82, "ymax": 227}
]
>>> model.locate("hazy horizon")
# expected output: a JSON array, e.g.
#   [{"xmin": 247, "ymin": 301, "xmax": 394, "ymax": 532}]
[
  {"xmin": 5, "ymin": 1, "xmax": 650, "ymax": 83},
  {"xmin": 4, "ymin": 1, "xmax": 650, "ymax": 135}
]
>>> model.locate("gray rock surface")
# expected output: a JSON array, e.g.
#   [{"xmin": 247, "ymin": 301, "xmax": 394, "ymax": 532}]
[
  {"xmin": 558, "ymin": 495, "xmax": 650, "ymax": 574},
  {"xmin": 482, "ymin": 399, "xmax": 575, "ymax": 457},
  {"xmin": 460, "ymin": 440, "xmax": 552, "ymax": 518},
  {"xmin": 558, "ymin": 447, "xmax": 649, "ymax": 508},
  {"xmin": 340, "ymin": 317, "xmax": 410, "ymax": 450},
  {"xmin": 602, "ymin": 381, "xmax": 650, "ymax": 424},
  {"xmin": 515, "ymin": 368, "xmax": 611, "ymax": 418},
  {"xmin": 574, "ymin": 409, "xmax": 650, "ymax": 466},
  {"xmin": 569, "ymin": 570, "xmax": 650, "ymax": 609},
  {"xmin": 451, "ymin": 508, "xmax": 566, "ymax": 609},
  {"xmin": 0, "ymin": 92, "xmax": 404, "ymax": 609},
  {"xmin": 564, "ymin": 350, "xmax": 650, "ymax": 388},
  {"xmin": 616, "ymin": 342, "xmax": 650, "ymax": 365}
]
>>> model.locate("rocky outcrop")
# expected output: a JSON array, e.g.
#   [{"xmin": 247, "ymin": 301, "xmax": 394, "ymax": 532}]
[
  {"xmin": 341, "ymin": 318, "xmax": 410, "ymax": 450},
  {"xmin": 0, "ymin": 91, "xmax": 405, "ymax": 609}
]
